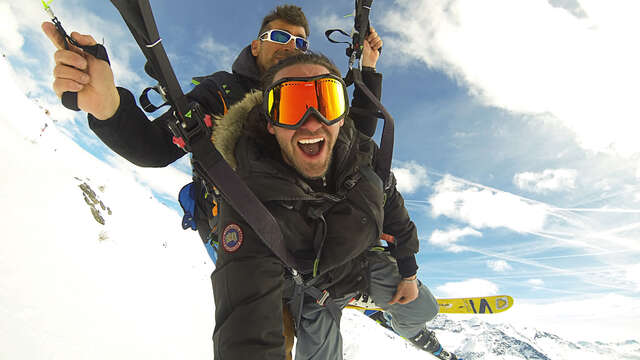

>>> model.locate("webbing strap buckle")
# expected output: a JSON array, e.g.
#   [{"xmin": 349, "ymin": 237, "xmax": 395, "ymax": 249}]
[
  {"xmin": 316, "ymin": 290, "xmax": 330, "ymax": 306},
  {"xmin": 291, "ymin": 269, "xmax": 304, "ymax": 286},
  {"xmin": 167, "ymin": 103, "xmax": 212, "ymax": 153}
]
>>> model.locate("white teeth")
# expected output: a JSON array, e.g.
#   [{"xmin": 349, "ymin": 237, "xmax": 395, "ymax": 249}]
[{"xmin": 298, "ymin": 138, "xmax": 324, "ymax": 144}]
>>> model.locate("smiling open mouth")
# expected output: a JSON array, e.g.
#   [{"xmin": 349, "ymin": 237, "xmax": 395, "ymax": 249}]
[{"xmin": 298, "ymin": 137, "xmax": 325, "ymax": 156}]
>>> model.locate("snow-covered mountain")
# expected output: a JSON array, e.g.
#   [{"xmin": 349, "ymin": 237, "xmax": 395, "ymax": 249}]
[{"xmin": 342, "ymin": 310, "xmax": 640, "ymax": 360}]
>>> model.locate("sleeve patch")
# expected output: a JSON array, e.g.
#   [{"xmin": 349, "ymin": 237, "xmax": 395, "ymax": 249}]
[{"xmin": 222, "ymin": 223, "xmax": 244, "ymax": 253}]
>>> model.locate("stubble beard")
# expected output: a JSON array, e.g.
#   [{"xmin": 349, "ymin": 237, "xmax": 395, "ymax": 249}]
[{"xmin": 278, "ymin": 130, "xmax": 335, "ymax": 180}]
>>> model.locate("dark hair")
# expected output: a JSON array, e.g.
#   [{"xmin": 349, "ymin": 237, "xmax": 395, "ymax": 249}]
[
  {"xmin": 258, "ymin": 5, "xmax": 310, "ymax": 38},
  {"xmin": 260, "ymin": 52, "xmax": 342, "ymax": 90}
]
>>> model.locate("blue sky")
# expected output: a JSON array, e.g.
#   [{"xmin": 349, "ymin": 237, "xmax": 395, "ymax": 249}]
[{"xmin": 2, "ymin": 0, "xmax": 639, "ymax": 342}]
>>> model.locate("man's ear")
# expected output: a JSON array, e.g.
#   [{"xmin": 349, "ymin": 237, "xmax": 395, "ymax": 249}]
[
  {"xmin": 267, "ymin": 121, "xmax": 275, "ymax": 135},
  {"xmin": 251, "ymin": 39, "xmax": 260, "ymax": 57}
]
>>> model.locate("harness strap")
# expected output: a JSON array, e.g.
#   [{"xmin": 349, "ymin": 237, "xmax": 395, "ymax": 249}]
[
  {"xmin": 291, "ymin": 271, "xmax": 342, "ymax": 329},
  {"xmin": 351, "ymin": 68, "xmax": 394, "ymax": 185},
  {"xmin": 188, "ymin": 115, "xmax": 299, "ymax": 269},
  {"xmin": 324, "ymin": 0, "xmax": 395, "ymax": 185}
]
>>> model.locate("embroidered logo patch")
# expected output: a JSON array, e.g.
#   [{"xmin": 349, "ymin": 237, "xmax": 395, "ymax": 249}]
[{"xmin": 222, "ymin": 223, "xmax": 243, "ymax": 253}]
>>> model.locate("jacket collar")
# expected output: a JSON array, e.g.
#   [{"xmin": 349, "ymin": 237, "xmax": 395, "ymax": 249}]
[{"xmin": 232, "ymin": 46, "xmax": 261, "ymax": 86}]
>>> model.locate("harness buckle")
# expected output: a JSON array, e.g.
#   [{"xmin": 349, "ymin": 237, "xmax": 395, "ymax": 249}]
[
  {"xmin": 291, "ymin": 269, "xmax": 304, "ymax": 286},
  {"xmin": 316, "ymin": 289, "xmax": 330, "ymax": 306}
]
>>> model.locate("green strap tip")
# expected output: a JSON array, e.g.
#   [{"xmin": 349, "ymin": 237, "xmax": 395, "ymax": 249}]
[{"xmin": 313, "ymin": 258, "xmax": 320, "ymax": 277}]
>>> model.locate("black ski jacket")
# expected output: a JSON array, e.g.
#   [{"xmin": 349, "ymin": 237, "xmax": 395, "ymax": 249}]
[
  {"xmin": 210, "ymin": 91, "xmax": 419, "ymax": 360},
  {"xmin": 86, "ymin": 46, "xmax": 382, "ymax": 167}
]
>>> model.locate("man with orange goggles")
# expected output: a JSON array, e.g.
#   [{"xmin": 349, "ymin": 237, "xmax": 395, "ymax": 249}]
[{"xmin": 210, "ymin": 52, "xmax": 458, "ymax": 360}]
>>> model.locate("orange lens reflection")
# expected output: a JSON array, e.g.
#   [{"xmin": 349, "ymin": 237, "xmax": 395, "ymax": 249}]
[
  {"xmin": 277, "ymin": 81, "xmax": 318, "ymax": 126},
  {"xmin": 316, "ymin": 79, "xmax": 346, "ymax": 121},
  {"xmin": 268, "ymin": 78, "xmax": 346, "ymax": 126}
]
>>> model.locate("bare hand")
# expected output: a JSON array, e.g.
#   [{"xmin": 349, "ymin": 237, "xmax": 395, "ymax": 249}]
[
  {"xmin": 388, "ymin": 278, "xmax": 419, "ymax": 305},
  {"xmin": 41, "ymin": 22, "xmax": 120, "ymax": 120},
  {"xmin": 361, "ymin": 26, "xmax": 383, "ymax": 68}
]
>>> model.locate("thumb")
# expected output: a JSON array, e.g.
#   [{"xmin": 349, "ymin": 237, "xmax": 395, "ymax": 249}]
[
  {"xmin": 41, "ymin": 22, "xmax": 66, "ymax": 50},
  {"xmin": 388, "ymin": 291, "xmax": 401, "ymax": 305},
  {"xmin": 69, "ymin": 31, "xmax": 98, "ymax": 47}
]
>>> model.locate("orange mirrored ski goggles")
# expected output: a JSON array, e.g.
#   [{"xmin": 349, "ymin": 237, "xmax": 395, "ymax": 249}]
[{"xmin": 263, "ymin": 74, "xmax": 349, "ymax": 129}]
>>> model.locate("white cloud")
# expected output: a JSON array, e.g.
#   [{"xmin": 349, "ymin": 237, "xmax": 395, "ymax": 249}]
[
  {"xmin": 487, "ymin": 260, "xmax": 513, "ymax": 272},
  {"xmin": 436, "ymin": 278, "xmax": 499, "ymax": 298},
  {"xmin": 527, "ymin": 279, "xmax": 545, "ymax": 287},
  {"xmin": 429, "ymin": 227, "xmax": 481, "ymax": 253},
  {"xmin": 624, "ymin": 263, "xmax": 640, "ymax": 291},
  {"xmin": 197, "ymin": 36, "xmax": 238, "ymax": 71},
  {"xmin": 429, "ymin": 175, "xmax": 548, "ymax": 233},
  {"xmin": 0, "ymin": 3, "xmax": 24, "ymax": 56},
  {"xmin": 311, "ymin": 8, "xmax": 353, "ymax": 37},
  {"xmin": 382, "ymin": 0, "xmax": 640, "ymax": 156},
  {"xmin": 392, "ymin": 161, "xmax": 429, "ymax": 194},
  {"xmin": 514, "ymin": 169, "xmax": 578, "ymax": 193}
]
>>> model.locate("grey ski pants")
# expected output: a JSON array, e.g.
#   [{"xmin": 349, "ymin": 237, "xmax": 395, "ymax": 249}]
[{"xmin": 292, "ymin": 252, "xmax": 439, "ymax": 360}]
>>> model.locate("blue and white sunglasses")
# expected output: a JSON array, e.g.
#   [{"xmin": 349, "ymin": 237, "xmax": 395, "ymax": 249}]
[{"xmin": 259, "ymin": 29, "xmax": 309, "ymax": 52}]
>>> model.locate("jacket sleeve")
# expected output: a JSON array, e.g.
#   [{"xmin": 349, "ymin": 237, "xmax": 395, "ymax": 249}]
[
  {"xmin": 351, "ymin": 68, "xmax": 382, "ymax": 137},
  {"xmin": 212, "ymin": 200, "xmax": 286, "ymax": 360},
  {"xmin": 382, "ymin": 173, "xmax": 420, "ymax": 278},
  {"xmin": 87, "ymin": 80, "xmax": 227, "ymax": 167}
]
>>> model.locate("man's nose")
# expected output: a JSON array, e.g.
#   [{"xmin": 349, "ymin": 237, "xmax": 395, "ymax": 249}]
[
  {"xmin": 284, "ymin": 38, "xmax": 297, "ymax": 50},
  {"xmin": 299, "ymin": 114, "xmax": 323, "ymax": 132}
]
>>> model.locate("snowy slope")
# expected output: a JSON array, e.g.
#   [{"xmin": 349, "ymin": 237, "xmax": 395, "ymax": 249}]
[{"xmin": 0, "ymin": 56, "xmax": 214, "ymax": 359}]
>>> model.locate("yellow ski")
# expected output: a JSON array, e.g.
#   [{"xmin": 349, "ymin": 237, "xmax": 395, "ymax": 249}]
[
  {"xmin": 437, "ymin": 295, "xmax": 514, "ymax": 314},
  {"xmin": 346, "ymin": 295, "xmax": 514, "ymax": 314}
]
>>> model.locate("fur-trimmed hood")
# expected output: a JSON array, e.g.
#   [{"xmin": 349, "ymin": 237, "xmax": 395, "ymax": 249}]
[{"xmin": 211, "ymin": 91, "xmax": 264, "ymax": 170}]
